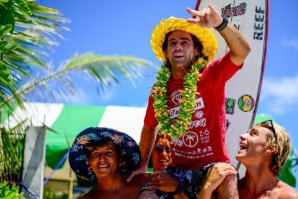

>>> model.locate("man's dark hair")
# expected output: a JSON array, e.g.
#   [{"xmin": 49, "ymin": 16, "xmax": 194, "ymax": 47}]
[{"xmin": 85, "ymin": 140, "xmax": 120, "ymax": 159}]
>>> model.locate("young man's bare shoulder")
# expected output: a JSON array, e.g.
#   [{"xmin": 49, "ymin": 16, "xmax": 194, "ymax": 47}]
[
  {"xmin": 276, "ymin": 181, "xmax": 298, "ymax": 199},
  {"xmin": 238, "ymin": 179, "xmax": 298, "ymax": 199}
]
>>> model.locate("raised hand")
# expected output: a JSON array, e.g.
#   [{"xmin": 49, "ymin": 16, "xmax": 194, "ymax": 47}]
[
  {"xmin": 197, "ymin": 163, "xmax": 238, "ymax": 199},
  {"xmin": 186, "ymin": 4, "xmax": 223, "ymax": 28}
]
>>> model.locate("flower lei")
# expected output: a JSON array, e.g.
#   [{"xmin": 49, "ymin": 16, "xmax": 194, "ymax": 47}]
[{"xmin": 152, "ymin": 58, "xmax": 207, "ymax": 138}]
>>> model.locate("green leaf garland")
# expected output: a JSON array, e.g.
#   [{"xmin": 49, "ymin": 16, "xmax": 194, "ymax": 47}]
[{"xmin": 152, "ymin": 58, "xmax": 207, "ymax": 138}]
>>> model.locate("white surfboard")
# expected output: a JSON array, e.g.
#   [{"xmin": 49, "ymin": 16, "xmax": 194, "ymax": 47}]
[{"xmin": 196, "ymin": 0, "xmax": 269, "ymax": 167}]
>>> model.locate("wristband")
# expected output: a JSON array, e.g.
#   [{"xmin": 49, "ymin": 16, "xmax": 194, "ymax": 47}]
[
  {"xmin": 215, "ymin": 18, "xmax": 228, "ymax": 31},
  {"xmin": 172, "ymin": 180, "xmax": 184, "ymax": 195}
]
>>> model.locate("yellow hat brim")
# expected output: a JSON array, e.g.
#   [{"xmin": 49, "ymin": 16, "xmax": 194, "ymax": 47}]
[{"xmin": 150, "ymin": 17, "xmax": 218, "ymax": 63}]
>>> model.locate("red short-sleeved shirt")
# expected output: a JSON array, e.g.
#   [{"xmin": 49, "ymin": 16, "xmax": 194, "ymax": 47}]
[{"xmin": 144, "ymin": 52, "xmax": 242, "ymax": 169}]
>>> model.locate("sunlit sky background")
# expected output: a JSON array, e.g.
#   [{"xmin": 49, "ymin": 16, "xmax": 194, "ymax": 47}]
[{"xmin": 39, "ymin": 0, "xmax": 298, "ymax": 187}]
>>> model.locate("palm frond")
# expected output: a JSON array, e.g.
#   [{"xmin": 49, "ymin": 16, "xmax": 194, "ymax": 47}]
[
  {"xmin": 0, "ymin": 53, "xmax": 153, "ymax": 107},
  {"xmin": 0, "ymin": 0, "xmax": 68, "ymax": 106}
]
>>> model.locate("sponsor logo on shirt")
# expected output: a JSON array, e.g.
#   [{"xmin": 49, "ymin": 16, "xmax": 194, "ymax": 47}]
[
  {"xmin": 168, "ymin": 97, "xmax": 205, "ymax": 119},
  {"xmin": 182, "ymin": 131, "xmax": 199, "ymax": 148}
]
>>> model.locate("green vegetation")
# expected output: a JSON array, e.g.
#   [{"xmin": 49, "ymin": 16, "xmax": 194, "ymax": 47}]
[{"xmin": 0, "ymin": 182, "xmax": 24, "ymax": 199}]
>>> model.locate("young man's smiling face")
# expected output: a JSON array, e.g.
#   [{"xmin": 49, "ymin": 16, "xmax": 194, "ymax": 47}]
[
  {"xmin": 236, "ymin": 125, "xmax": 276, "ymax": 165},
  {"xmin": 152, "ymin": 138, "xmax": 172, "ymax": 171},
  {"xmin": 88, "ymin": 143, "xmax": 119, "ymax": 179},
  {"xmin": 164, "ymin": 30, "xmax": 199, "ymax": 70}
]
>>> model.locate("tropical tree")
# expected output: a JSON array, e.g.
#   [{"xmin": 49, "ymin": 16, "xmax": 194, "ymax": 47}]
[
  {"xmin": 0, "ymin": 0, "xmax": 152, "ymax": 196},
  {"xmin": 1, "ymin": 53, "xmax": 150, "ymax": 108},
  {"xmin": 0, "ymin": 0, "xmax": 66, "ymax": 189},
  {"xmin": 0, "ymin": 0, "xmax": 150, "ymax": 110},
  {"xmin": 0, "ymin": 0, "xmax": 69, "ymax": 107}
]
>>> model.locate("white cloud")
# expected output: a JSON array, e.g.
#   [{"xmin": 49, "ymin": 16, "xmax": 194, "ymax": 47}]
[
  {"xmin": 71, "ymin": 86, "xmax": 118, "ymax": 104},
  {"xmin": 281, "ymin": 38, "xmax": 298, "ymax": 50},
  {"xmin": 63, "ymin": 89, "xmax": 91, "ymax": 104},
  {"xmin": 98, "ymin": 87, "xmax": 117, "ymax": 102},
  {"xmin": 260, "ymin": 75, "xmax": 298, "ymax": 114}
]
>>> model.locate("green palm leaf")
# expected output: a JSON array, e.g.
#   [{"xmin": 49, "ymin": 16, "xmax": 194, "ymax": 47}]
[
  {"xmin": 0, "ymin": 0, "xmax": 68, "ymax": 105},
  {"xmin": 0, "ymin": 52, "xmax": 152, "ymax": 108}
]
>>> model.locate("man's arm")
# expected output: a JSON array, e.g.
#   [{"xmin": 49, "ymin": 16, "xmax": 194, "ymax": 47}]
[
  {"xmin": 127, "ymin": 125, "xmax": 156, "ymax": 181},
  {"xmin": 218, "ymin": 22, "xmax": 251, "ymax": 66},
  {"xmin": 187, "ymin": 4, "xmax": 251, "ymax": 66},
  {"xmin": 139, "ymin": 125, "xmax": 157, "ymax": 170}
]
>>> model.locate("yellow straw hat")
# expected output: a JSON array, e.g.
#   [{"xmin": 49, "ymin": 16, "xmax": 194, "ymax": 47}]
[{"xmin": 150, "ymin": 17, "xmax": 218, "ymax": 63}]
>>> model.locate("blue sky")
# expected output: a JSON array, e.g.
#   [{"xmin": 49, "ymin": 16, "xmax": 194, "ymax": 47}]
[{"xmin": 39, "ymin": 0, "xmax": 298, "ymax": 186}]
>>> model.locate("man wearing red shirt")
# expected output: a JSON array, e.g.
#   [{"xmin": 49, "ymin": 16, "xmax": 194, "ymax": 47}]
[{"xmin": 129, "ymin": 4, "xmax": 250, "ymax": 199}]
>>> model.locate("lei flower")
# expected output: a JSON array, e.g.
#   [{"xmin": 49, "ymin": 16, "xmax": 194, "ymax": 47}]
[{"xmin": 152, "ymin": 58, "xmax": 207, "ymax": 138}]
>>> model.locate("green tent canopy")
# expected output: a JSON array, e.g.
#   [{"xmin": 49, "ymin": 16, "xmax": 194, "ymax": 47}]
[
  {"xmin": 45, "ymin": 105, "xmax": 106, "ymax": 168},
  {"xmin": 253, "ymin": 113, "xmax": 274, "ymax": 125},
  {"xmin": 1, "ymin": 102, "xmax": 146, "ymax": 169}
]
